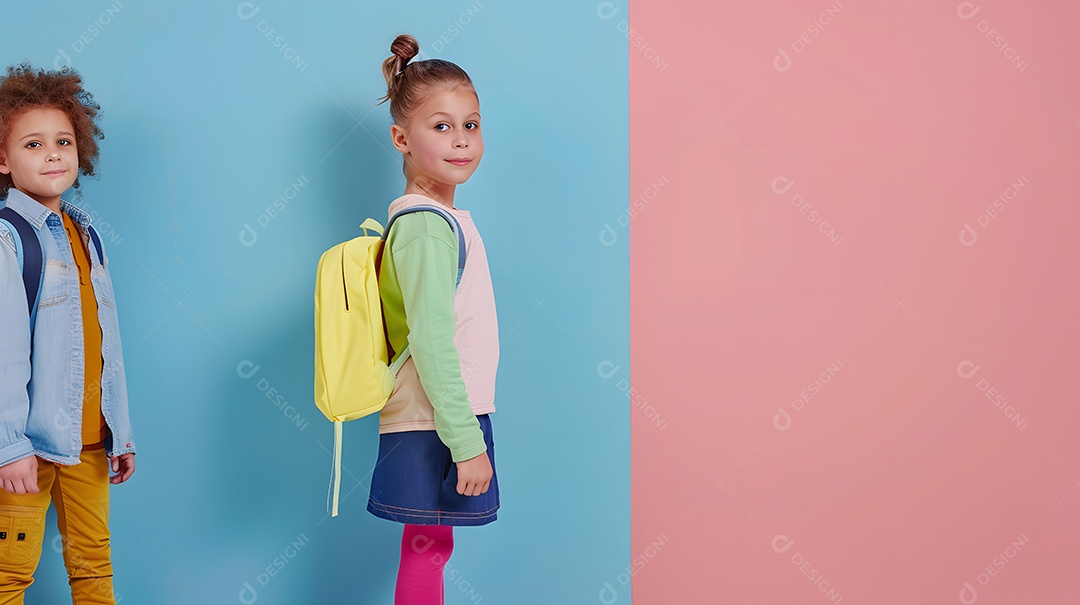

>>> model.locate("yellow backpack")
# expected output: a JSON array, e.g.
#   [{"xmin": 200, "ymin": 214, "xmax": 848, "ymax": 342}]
[{"xmin": 313, "ymin": 205, "xmax": 466, "ymax": 516}]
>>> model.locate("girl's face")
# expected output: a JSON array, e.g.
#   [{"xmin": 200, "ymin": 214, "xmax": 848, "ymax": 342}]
[
  {"xmin": 0, "ymin": 107, "xmax": 80, "ymax": 204},
  {"xmin": 392, "ymin": 85, "xmax": 483, "ymax": 189}
]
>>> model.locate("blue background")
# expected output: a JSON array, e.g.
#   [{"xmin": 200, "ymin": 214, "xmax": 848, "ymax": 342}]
[{"xmin": 2, "ymin": 2, "xmax": 628, "ymax": 603}]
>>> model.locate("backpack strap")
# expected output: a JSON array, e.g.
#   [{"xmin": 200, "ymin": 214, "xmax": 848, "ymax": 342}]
[
  {"xmin": 86, "ymin": 224, "xmax": 105, "ymax": 266},
  {"xmin": 330, "ymin": 420, "xmax": 344, "ymax": 517},
  {"xmin": 383, "ymin": 204, "xmax": 468, "ymax": 377},
  {"xmin": 384, "ymin": 204, "xmax": 467, "ymax": 287},
  {"xmin": 0, "ymin": 207, "xmax": 44, "ymax": 330}
]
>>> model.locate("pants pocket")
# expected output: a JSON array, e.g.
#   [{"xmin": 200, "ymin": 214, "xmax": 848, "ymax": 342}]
[{"xmin": 0, "ymin": 505, "xmax": 45, "ymax": 568}]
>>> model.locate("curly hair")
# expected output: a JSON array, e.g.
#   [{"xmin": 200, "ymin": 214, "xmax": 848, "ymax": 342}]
[{"xmin": 0, "ymin": 63, "xmax": 104, "ymax": 198}]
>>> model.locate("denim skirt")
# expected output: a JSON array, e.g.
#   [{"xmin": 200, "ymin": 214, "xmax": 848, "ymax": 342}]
[{"xmin": 367, "ymin": 414, "xmax": 499, "ymax": 526}]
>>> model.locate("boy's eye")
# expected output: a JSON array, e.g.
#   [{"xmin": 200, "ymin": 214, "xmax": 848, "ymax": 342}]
[
  {"xmin": 465, "ymin": 122, "xmax": 479, "ymax": 130},
  {"xmin": 435, "ymin": 123, "xmax": 450, "ymax": 131}
]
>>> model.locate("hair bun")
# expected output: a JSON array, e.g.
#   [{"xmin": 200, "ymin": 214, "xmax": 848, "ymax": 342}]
[
  {"xmin": 390, "ymin": 34, "xmax": 420, "ymax": 69},
  {"xmin": 376, "ymin": 32, "xmax": 472, "ymax": 120}
]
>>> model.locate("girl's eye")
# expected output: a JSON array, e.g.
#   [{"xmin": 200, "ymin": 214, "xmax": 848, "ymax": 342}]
[
  {"xmin": 26, "ymin": 141, "xmax": 41, "ymax": 149},
  {"xmin": 58, "ymin": 139, "xmax": 72, "ymax": 146}
]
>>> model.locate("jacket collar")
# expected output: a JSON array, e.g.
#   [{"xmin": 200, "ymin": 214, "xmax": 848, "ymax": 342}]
[{"xmin": 4, "ymin": 188, "xmax": 93, "ymax": 231}]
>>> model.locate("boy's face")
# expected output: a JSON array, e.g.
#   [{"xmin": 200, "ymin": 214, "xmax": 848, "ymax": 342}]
[
  {"xmin": 393, "ymin": 86, "xmax": 484, "ymax": 187},
  {"xmin": 0, "ymin": 107, "xmax": 80, "ymax": 203}
]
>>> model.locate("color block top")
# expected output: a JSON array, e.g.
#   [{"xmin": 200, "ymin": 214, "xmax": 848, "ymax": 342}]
[{"xmin": 377, "ymin": 193, "xmax": 499, "ymax": 462}]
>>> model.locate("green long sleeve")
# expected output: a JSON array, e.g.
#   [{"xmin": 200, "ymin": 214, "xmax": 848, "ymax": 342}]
[{"xmin": 381, "ymin": 212, "xmax": 487, "ymax": 462}]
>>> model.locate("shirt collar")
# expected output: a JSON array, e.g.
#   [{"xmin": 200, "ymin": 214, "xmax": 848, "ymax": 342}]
[
  {"xmin": 4, "ymin": 188, "xmax": 92, "ymax": 230},
  {"xmin": 390, "ymin": 193, "xmax": 469, "ymax": 217},
  {"xmin": 60, "ymin": 199, "xmax": 92, "ymax": 228}
]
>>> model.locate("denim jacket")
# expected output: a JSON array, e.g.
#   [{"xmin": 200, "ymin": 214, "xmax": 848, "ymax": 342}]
[{"xmin": 0, "ymin": 188, "xmax": 135, "ymax": 466}]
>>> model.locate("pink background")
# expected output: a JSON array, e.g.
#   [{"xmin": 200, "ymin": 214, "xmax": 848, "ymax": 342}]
[{"xmin": 631, "ymin": 1, "xmax": 1080, "ymax": 602}]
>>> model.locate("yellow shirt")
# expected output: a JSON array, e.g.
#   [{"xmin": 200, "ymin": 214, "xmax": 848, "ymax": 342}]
[{"xmin": 62, "ymin": 212, "xmax": 108, "ymax": 446}]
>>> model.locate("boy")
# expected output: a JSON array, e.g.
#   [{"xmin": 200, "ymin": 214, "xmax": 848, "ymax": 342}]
[{"xmin": 0, "ymin": 64, "xmax": 135, "ymax": 605}]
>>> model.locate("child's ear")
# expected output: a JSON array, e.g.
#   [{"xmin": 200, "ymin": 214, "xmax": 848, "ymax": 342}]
[
  {"xmin": 389, "ymin": 124, "xmax": 409, "ymax": 155},
  {"xmin": 0, "ymin": 147, "xmax": 9, "ymax": 175}
]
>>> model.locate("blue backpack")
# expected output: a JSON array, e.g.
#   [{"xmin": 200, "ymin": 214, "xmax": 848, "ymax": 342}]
[{"xmin": 0, "ymin": 205, "xmax": 104, "ymax": 330}]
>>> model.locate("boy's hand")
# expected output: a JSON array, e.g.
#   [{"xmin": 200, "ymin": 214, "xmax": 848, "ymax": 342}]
[
  {"xmin": 454, "ymin": 450, "xmax": 492, "ymax": 496},
  {"xmin": 0, "ymin": 456, "xmax": 39, "ymax": 495},
  {"xmin": 108, "ymin": 453, "xmax": 135, "ymax": 484}
]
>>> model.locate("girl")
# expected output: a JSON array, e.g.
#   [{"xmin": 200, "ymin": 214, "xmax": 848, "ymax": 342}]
[{"xmin": 365, "ymin": 34, "xmax": 501, "ymax": 604}]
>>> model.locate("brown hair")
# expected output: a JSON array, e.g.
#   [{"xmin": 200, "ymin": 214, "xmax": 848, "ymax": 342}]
[
  {"xmin": 376, "ymin": 34, "xmax": 476, "ymax": 127},
  {"xmin": 0, "ymin": 63, "xmax": 104, "ymax": 198}
]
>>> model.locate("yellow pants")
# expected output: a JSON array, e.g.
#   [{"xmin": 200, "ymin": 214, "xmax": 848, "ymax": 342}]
[{"xmin": 0, "ymin": 446, "xmax": 114, "ymax": 605}]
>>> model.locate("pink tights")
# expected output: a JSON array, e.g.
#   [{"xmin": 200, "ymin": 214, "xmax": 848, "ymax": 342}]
[{"xmin": 395, "ymin": 523, "xmax": 454, "ymax": 604}]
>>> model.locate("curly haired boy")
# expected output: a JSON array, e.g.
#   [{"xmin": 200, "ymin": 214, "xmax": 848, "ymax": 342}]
[{"xmin": 0, "ymin": 63, "xmax": 135, "ymax": 605}]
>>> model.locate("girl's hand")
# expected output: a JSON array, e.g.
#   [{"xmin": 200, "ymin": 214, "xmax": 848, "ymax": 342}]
[
  {"xmin": 108, "ymin": 453, "xmax": 135, "ymax": 484},
  {"xmin": 454, "ymin": 450, "xmax": 492, "ymax": 496},
  {"xmin": 0, "ymin": 455, "xmax": 39, "ymax": 495}
]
